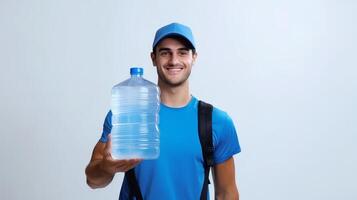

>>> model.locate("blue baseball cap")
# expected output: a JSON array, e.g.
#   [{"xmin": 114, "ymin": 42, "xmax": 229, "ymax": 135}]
[{"xmin": 152, "ymin": 22, "xmax": 196, "ymax": 50}]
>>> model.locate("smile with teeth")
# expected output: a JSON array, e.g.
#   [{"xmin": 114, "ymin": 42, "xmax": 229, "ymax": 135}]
[{"xmin": 166, "ymin": 67, "xmax": 183, "ymax": 75}]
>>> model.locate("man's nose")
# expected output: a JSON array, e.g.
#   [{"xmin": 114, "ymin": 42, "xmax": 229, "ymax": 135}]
[{"xmin": 168, "ymin": 53, "xmax": 179, "ymax": 65}]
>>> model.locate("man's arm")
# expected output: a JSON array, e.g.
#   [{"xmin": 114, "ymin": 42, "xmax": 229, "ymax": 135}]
[
  {"xmin": 85, "ymin": 135, "xmax": 141, "ymax": 189},
  {"xmin": 212, "ymin": 157, "xmax": 239, "ymax": 200}
]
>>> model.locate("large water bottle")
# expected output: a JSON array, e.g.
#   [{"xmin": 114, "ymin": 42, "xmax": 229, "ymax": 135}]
[{"xmin": 110, "ymin": 67, "xmax": 160, "ymax": 159}]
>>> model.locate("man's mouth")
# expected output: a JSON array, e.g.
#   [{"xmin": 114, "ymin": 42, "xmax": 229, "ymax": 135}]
[{"xmin": 166, "ymin": 67, "xmax": 183, "ymax": 74}]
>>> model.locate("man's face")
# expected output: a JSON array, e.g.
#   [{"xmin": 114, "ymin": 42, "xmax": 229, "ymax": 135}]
[{"xmin": 151, "ymin": 37, "xmax": 197, "ymax": 87}]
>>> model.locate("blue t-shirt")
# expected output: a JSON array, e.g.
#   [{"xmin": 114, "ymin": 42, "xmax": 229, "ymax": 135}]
[{"xmin": 100, "ymin": 96, "xmax": 241, "ymax": 200}]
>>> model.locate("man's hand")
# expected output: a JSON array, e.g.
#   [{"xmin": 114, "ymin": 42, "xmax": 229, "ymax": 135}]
[
  {"xmin": 85, "ymin": 134, "xmax": 142, "ymax": 189},
  {"xmin": 100, "ymin": 135, "xmax": 142, "ymax": 175}
]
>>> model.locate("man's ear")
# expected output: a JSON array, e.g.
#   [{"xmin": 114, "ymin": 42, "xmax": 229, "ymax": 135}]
[
  {"xmin": 151, "ymin": 52, "xmax": 156, "ymax": 67},
  {"xmin": 192, "ymin": 52, "xmax": 198, "ymax": 65}
]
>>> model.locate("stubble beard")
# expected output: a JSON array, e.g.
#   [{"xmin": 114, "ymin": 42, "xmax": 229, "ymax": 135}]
[{"xmin": 157, "ymin": 67, "xmax": 191, "ymax": 88}]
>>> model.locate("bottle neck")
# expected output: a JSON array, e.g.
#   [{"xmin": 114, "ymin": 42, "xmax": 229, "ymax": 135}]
[{"xmin": 131, "ymin": 74, "xmax": 143, "ymax": 78}]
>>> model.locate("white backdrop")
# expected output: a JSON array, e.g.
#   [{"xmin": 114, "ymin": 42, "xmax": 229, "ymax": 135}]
[{"xmin": 1, "ymin": 0, "xmax": 356, "ymax": 199}]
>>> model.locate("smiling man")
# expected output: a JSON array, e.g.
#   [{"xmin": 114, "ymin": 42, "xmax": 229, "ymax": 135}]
[{"xmin": 85, "ymin": 22, "xmax": 241, "ymax": 200}]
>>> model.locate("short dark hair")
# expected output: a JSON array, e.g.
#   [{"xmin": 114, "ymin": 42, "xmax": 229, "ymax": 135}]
[{"xmin": 153, "ymin": 35, "xmax": 196, "ymax": 54}]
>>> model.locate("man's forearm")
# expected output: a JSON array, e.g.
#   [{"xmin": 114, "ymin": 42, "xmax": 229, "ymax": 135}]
[
  {"xmin": 215, "ymin": 188, "xmax": 239, "ymax": 200},
  {"xmin": 85, "ymin": 160, "xmax": 114, "ymax": 189}
]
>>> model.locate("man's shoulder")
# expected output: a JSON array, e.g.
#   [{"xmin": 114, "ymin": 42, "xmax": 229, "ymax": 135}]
[
  {"xmin": 196, "ymin": 99, "xmax": 232, "ymax": 124},
  {"xmin": 212, "ymin": 105, "xmax": 233, "ymax": 127}
]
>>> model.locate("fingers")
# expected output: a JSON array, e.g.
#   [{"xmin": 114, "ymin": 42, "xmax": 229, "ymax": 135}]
[
  {"xmin": 114, "ymin": 159, "xmax": 143, "ymax": 172},
  {"xmin": 102, "ymin": 135, "xmax": 143, "ymax": 173}
]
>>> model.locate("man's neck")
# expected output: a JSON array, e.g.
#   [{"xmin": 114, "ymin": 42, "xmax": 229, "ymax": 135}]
[{"xmin": 158, "ymin": 81, "xmax": 191, "ymax": 108}]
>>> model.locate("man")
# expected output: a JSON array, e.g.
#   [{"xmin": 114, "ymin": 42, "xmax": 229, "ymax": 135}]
[{"xmin": 85, "ymin": 22, "xmax": 241, "ymax": 200}]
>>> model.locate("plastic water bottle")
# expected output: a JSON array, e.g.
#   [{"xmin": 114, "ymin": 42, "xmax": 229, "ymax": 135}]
[{"xmin": 110, "ymin": 67, "xmax": 160, "ymax": 159}]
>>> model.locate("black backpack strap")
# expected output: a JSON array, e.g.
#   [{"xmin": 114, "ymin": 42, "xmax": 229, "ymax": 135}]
[
  {"xmin": 125, "ymin": 168, "xmax": 143, "ymax": 200},
  {"xmin": 198, "ymin": 100, "xmax": 214, "ymax": 200}
]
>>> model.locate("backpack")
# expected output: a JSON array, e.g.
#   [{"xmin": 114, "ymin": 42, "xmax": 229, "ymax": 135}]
[{"xmin": 125, "ymin": 100, "xmax": 214, "ymax": 200}]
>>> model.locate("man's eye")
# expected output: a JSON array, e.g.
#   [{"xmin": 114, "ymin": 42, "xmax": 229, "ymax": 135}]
[
  {"xmin": 160, "ymin": 51, "xmax": 169, "ymax": 56},
  {"xmin": 178, "ymin": 51, "xmax": 189, "ymax": 56}
]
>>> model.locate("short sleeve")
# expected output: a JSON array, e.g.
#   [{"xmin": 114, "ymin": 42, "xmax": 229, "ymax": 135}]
[
  {"xmin": 212, "ymin": 109, "xmax": 241, "ymax": 164},
  {"xmin": 99, "ymin": 110, "xmax": 112, "ymax": 143}
]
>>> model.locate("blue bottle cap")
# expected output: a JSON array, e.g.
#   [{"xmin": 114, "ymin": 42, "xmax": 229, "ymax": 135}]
[{"xmin": 130, "ymin": 67, "xmax": 144, "ymax": 75}]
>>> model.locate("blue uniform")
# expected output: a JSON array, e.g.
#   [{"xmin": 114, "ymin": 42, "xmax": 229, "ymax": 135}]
[{"xmin": 100, "ymin": 96, "xmax": 241, "ymax": 200}]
